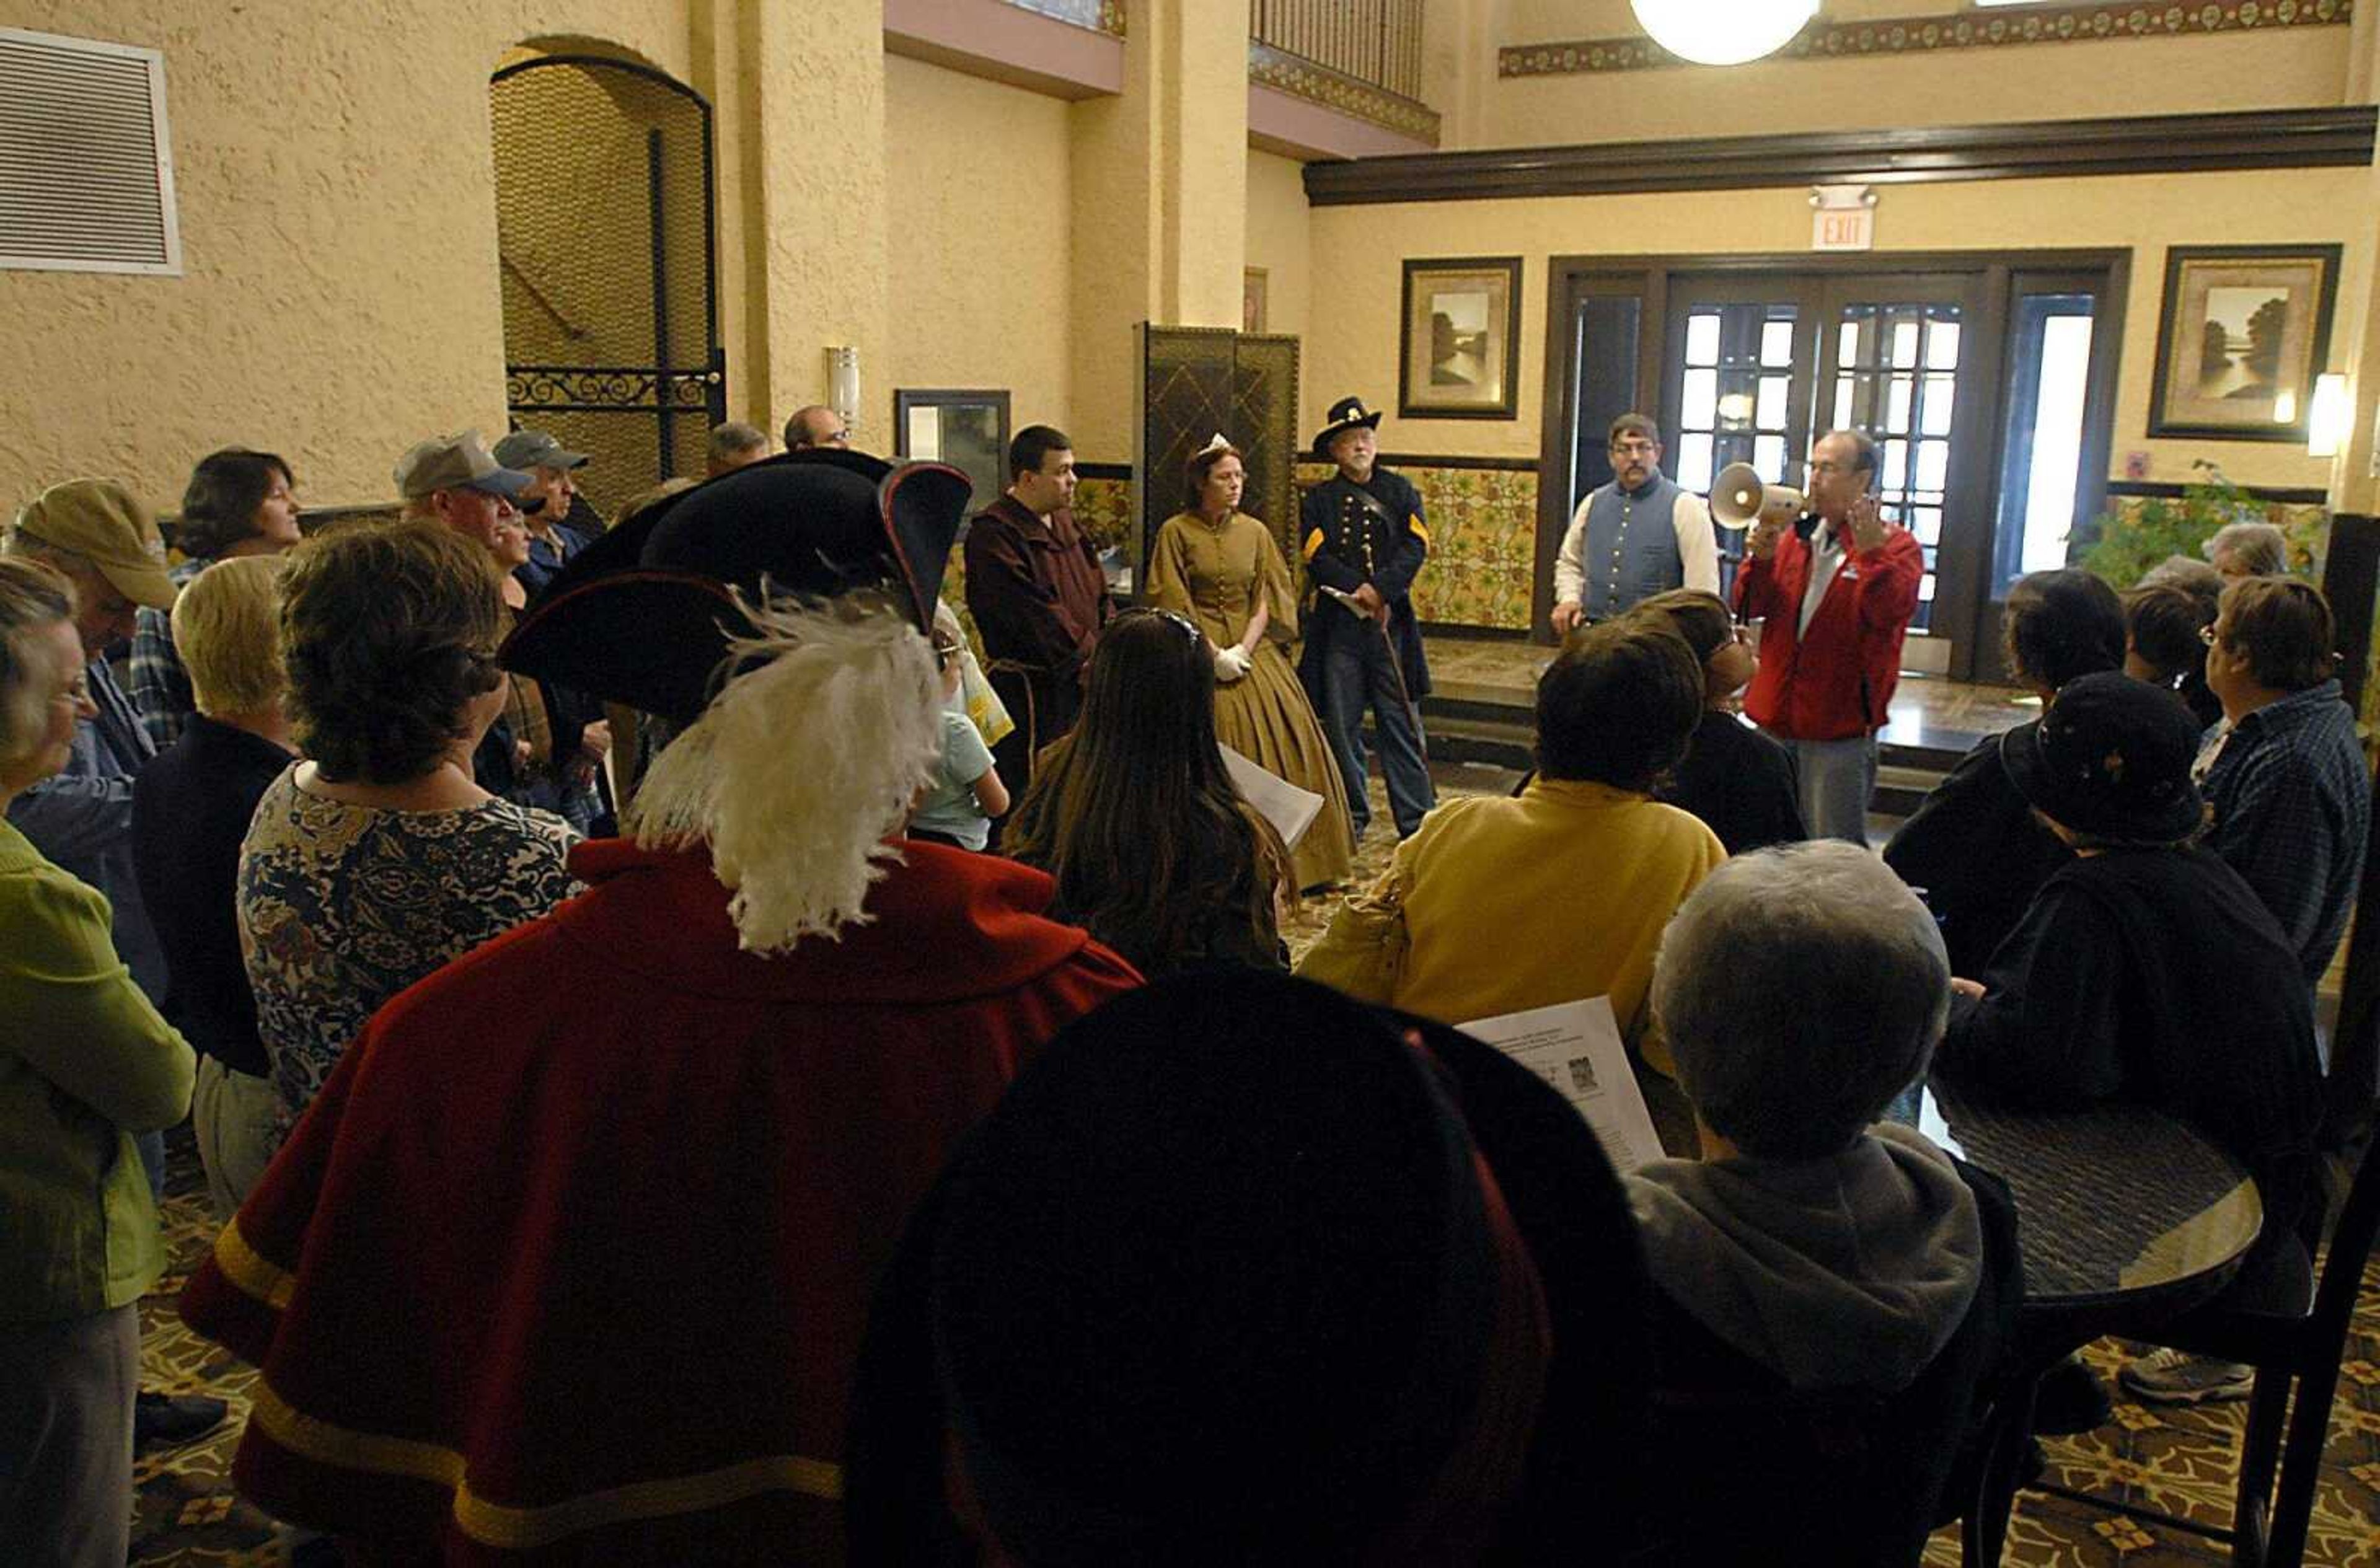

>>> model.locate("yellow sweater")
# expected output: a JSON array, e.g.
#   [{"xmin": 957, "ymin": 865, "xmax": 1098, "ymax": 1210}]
[{"xmin": 1299, "ymin": 778, "xmax": 1724, "ymax": 1052}]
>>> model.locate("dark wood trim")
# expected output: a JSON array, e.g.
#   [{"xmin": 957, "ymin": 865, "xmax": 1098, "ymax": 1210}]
[
  {"xmin": 2324, "ymin": 511, "xmax": 2380, "ymax": 1148},
  {"xmin": 2320, "ymin": 513, "xmax": 2378, "ymax": 721},
  {"xmin": 1303, "ymin": 107, "xmax": 2376, "ymax": 206},
  {"xmin": 1075, "ymin": 461, "xmax": 1133, "ymax": 480},
  {"xmin": 2103, "ymin": 480, "xmax": 2329, "ymax": 504}
]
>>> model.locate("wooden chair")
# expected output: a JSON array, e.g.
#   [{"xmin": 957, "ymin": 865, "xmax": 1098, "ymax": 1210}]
[{"xmin": 2027, "ymin": 1136, "xmax": 2380, "ymax": 1567}]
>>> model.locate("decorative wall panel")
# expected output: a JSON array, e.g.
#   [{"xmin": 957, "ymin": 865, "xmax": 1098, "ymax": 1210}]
[
  {"xmin": 1295, "ymin": 459, "xmax": 1540, "ymax": 632},
  {"xmin": 1500, "ymin": 0, "xmax": 2351, "ymax": 77}
]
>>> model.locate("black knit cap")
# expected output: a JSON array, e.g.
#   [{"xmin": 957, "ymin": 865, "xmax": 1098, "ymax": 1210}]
[
  {"xmin": 843, "ymin": 971, "xmax": 1653, "ymax": 1566},
  {"xmin": 499, "ymin": 449, "xmax": 969, "ymax": 725},
  {"xmin": 2000, "ymin": 671, "xmax": 2206, "ymax": 842}
]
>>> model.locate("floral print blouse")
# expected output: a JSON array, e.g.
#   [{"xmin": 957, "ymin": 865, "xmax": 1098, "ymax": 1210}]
[{"xmin": 239, "ymin": 766, "xmax": 581, "ymax": 1151}]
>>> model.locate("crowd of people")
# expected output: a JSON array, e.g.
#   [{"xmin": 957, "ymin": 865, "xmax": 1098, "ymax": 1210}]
[{"xmin": 0, "ymin": 397, "xmax": 2369, "ymax": 1566}]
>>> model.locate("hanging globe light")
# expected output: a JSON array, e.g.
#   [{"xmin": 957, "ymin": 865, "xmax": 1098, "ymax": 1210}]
[{"xmin": 1629, "ymin": 0, "xmax": 1820, "ymax": 66}]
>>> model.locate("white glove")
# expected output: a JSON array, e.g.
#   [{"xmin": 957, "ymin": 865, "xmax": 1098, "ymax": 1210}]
[{"xmin": 1213, "ymin": 645, "xmax": 1252, "ymax": 684}]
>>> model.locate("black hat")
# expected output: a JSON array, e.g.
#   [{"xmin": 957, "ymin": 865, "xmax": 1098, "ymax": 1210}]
[
  {"xmin": 500, "ymin": 450, "xmax": 969, "ymax": 725},
  {"xmin": 2000, "ymin": 671, "xmax": 2206, "ymax": 842},
  {"xmin": 1311, "ymin": 394, "xmax": 1385, "ymax": 459},
  {"xmin": 843, "ymin": 971, "xmax": 1653, "ymax": 1564}
]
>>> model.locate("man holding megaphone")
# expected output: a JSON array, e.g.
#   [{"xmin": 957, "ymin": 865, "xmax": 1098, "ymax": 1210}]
[{"xmin": 1729, "ymin": 429, "xmax": 1924, "ymax": 845}]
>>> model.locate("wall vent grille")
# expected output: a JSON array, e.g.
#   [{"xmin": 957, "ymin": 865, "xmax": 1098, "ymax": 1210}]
[{"xmin": 0, "ymin": 28, "xmax": 181, "ymax": 275}]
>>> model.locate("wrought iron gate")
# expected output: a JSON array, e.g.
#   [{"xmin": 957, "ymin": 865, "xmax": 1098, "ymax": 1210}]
[{"xmin": 490, "ymin": 56, "xmax": 723, "ymax": 522}]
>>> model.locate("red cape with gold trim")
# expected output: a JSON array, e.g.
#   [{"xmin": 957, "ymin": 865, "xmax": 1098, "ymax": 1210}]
[{"xmin": 181, "ymin": 837, "xmax": 1141, "ymax": 1564}]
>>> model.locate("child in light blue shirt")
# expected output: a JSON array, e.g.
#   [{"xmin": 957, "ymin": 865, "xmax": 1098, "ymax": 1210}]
[{"xmin": 908, "ymin": 624, "xmax": 1009, "ymax": 851}]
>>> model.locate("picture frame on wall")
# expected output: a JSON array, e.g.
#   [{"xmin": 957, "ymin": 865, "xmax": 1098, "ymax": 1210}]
[
  {"xmin": 2148, "ymin": 244, "xmax": 2340, "ymax": 443},
  {"xmin": 894, "ymin": 389, "xmax": 1011, "ymax": 512},
  {"xmin": 1399, "ymin": 257, "xmax": 1522, "ymax": 420}
]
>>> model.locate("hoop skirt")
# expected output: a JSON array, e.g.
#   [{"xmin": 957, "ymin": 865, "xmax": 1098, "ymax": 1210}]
[{"xmin": 1148, "ymin": 510, "xmax": 1357, "ymax": 889}]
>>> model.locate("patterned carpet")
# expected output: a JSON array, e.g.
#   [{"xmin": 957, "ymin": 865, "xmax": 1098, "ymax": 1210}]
[{"xmin": 128, "ymin": 769, "xmax": 2380, "ymax": 1564}]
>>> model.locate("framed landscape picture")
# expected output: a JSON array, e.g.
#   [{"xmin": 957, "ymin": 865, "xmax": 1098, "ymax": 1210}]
[
  {"xmin": 2148, "ymin": 245, "xmax": 2340, "ymax": 442},
  {"xmin": 1399, "ymin": 257, "xmax": 1522, "ymax": 420}
]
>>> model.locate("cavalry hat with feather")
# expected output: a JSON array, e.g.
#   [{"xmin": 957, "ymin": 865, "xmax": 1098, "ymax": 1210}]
[{"xmin": 500, "ymin": 450, "xmax": 970, "ymax": 726}]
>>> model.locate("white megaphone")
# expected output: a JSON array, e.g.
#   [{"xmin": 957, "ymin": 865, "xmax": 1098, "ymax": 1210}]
[{"xmin": 1708, "ymin": 462, "xmax": 1805, "ymax": 532}]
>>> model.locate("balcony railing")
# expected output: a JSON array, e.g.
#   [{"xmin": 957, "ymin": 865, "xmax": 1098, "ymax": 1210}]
[{"xmin": 1250, "ymin": 0, "xmax": 1424, "ymax": 102}]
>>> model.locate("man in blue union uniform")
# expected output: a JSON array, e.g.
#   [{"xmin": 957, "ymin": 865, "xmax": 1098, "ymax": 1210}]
[{"xmin": 1298, "ymin": 396, "xmax": 1435, "ymax": 842}]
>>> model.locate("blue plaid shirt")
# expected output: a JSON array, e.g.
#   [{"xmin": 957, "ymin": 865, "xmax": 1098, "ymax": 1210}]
[
  {"xmin": 2198, "ymin": 678, "xmax": 2371, "ymax": 987},
  {"xmin": 126, "ymin": 557, "xmax": 206, "ymax": 750}
]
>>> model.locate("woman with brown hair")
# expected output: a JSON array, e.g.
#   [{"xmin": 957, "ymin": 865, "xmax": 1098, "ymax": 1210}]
[
  {"xmin": 237, "ymin": 520, "xmax": 579, "ymax": 1152},
  {"xmin": 128, "ymin": 447, "xmax": 302, "ymax": 747},
  {"xmin": 1145, "ymin": 438, "xmax": 1354, "ymax": 889},
  {"xmin": 1005, "ymin": 607, "xmax": 1290, "ymax": 978}
]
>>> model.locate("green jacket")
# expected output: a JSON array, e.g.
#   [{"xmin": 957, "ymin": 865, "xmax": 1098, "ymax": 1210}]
[{"xmin": 0, "ymin": 817, "xmax": 193, "ymax": 1323}]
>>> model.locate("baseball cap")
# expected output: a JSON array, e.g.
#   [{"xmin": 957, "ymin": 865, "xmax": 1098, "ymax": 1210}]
[
  {"xmin": 393, "ymin": 431, "xmax": 534, "ymax": 500},
  {"xmin": 10, "ymin": 478, "xmax": 178, "ymax": 609},
  {"xmin": 491, "ymin": 429, "xmax": 591, "ymax": 472}
]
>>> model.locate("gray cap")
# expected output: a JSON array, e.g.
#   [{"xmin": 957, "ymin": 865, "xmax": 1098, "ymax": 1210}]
[
  {"xmin": 493, "ymin": 429, "xmax": 591, "ymax": 472},
  {"xmin": 394, "ymin": 430, "xmax": 534, "ymax": 500}
]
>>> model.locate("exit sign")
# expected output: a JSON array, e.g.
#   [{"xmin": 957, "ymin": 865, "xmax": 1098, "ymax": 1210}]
[{"xmin": 1813, "ymin": 206, "xmax": 1873, "ymax": 251}]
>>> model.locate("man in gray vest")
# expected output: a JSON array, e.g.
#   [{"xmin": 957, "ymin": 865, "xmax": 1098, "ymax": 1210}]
[{"xmin": 1551, "ymin": 413, "xmax": 1719, "ymax": 636}]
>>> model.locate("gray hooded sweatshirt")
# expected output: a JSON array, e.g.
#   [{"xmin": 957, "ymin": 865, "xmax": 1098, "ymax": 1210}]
[{"xmin": 1625, "ymin": 1122, "xmax": 1984, "ymax": 1392}]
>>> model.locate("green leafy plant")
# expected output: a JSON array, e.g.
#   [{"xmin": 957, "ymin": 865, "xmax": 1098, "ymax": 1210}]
[{"xmin": 2079, "ymin": 461, "xmax": 2258, "ymax": 589}]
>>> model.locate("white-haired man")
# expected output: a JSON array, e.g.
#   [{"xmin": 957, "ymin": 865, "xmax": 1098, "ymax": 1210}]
[{"xmin": 1624, "ymin": 840, "xmax": 2016, "ymax": 1561}]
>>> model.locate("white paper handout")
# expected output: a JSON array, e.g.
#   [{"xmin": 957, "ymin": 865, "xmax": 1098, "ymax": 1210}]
[
  {"xmin": 1915, "ymin": 1086, "xmax": 1965, "ymax": 1161},
  {"xmin": 1458, "ymin": 997, "xmax": 1665, "ymax": 1173},
  {"xmin": 1219, "ymin": 743, "xmax": 1323, "ymax": 852}
]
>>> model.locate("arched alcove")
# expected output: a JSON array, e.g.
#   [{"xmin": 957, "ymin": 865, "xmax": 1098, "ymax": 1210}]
[{"xmin": 489, "ymin": 47, "xmax": 720, "ymax": 519}]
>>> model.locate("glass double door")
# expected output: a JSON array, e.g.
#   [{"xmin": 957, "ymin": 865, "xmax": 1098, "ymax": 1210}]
[{"xmin": 1659, "ymin": 271, "xmax": 1988, "ymax": 672}]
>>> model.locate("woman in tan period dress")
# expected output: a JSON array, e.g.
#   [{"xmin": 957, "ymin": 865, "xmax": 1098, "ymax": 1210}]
[{"xmin": 1147, "ymin": 439, "xmax": 1355, "ymax": 889}]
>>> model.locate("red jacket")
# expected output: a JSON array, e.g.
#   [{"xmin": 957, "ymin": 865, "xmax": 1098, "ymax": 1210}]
[
  {"xmin": 181, "ymin": 837, "xmax": 1140, "ymax": 1565},
  {"xmin": 1732, "ymin": 521, "xmax": 1924, "ymax": 743}
]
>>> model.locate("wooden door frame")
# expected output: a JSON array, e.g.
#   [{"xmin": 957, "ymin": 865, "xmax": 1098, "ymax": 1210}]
[{"xmin": 1536, "ymin": 249, "xmax": 2131, "ymax": 658}]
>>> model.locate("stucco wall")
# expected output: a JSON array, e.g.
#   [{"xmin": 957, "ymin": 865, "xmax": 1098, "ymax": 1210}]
[
  {"xmin": 0, "ymin": 1, "xmax": 698, "ymax": 512},
  {"xmin": 884, "ymin": 55, "xmax": 1074, "ymax": 438},
  {"xmin": 1243, "ymin": 148, "xmax": 1311, "ymax": 351},
  {"xmin": 1478, "ymin": 0, "xmax": 2353, "ymax": 146},
  {"xmin": 1305, "ymin": 165, "xmax": 2372, "ymax": 490}
]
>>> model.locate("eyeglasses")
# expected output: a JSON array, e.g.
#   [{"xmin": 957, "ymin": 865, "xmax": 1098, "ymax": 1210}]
[{"xmin": 1610, "ymin": 441, "xmax": 1659, "ymax": 457}]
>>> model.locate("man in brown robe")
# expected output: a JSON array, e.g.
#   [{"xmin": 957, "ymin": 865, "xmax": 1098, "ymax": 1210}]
[{"xmin": 963, "ymin": 424, "xmax": 1112, "ymax": 816}]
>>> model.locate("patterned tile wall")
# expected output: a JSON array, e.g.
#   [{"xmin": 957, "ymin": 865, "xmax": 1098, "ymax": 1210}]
[
  {"xmin": 1499, "ymin": 0, "xmax": 2352, "ymax": 76},
  {"xmin": 1072, "ymin": 473, "xmax": 1134, "ymax": 552},
  {"xmin": 1295, "ymin": 461, "xmax": 1541, "ymax": 633}
]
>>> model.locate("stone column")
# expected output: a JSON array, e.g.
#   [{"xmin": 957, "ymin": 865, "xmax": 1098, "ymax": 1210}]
[
  {"xmin": 737, "ymin": 0, "xmax": 892, "ymax": 449},
  {"xmin": 1067, "ymin": 0, "xmax": 1249, "ymax": 460}
]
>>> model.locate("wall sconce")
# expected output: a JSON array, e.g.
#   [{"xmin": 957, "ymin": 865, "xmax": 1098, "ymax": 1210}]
[
  {"xmin": 2306, "ymin": 372, "xmax": 2350, "ymax": 457},
  {"xmin": 826, "ymin": 346, "xmax": 861, "ymax": 433}
]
